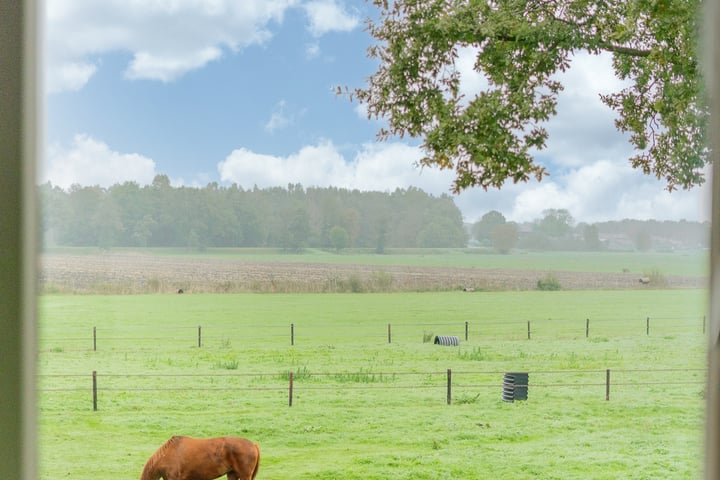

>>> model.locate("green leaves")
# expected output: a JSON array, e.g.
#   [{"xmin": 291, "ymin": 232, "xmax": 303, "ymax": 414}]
[{"xmin": 354, "ymin": 0, "xmax": 707, "ymax": 192}]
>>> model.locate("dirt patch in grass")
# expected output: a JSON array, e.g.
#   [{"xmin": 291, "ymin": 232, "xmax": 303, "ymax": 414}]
[{"xmin": 40, "ymin": 252, "xmax": 707, "ymax": 294}]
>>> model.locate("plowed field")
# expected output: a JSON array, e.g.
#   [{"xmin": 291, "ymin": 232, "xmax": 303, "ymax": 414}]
[{"xmin": 40, "ymin": 252, "xmax": 706, "ymax": 294}]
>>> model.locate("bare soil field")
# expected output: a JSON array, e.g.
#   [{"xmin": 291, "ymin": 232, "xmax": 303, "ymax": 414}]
[{"xmin": 40, "ymin": 253, "xmax": 706, "ymax": 294}]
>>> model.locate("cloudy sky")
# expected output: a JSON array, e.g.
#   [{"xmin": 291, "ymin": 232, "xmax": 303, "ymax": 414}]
[{"xmin": 43, "ymin": 0, "xmax": 710, "ymax": 224}]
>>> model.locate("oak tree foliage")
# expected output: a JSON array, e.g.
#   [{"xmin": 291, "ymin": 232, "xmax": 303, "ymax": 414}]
[{"xmin": 353, "ymin": 0, "xmax": 707, "ymax": 192}]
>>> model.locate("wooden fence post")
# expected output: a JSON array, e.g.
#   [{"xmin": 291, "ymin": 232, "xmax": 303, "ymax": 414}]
[
  {"xmin": 92, "ymin": 371, "xmax": 98, "ymax": 411},
  {"xmin": 465, "ymin": 321, "xmax": 469, "ymax": 341},
  {"xmin": 605, "ymin": 369, "xmax": 610, "ymax": 401},
  {"xmin": 646, "ymin": 317, "xmax": 650, "ymax": 336},
  {"xmin": 291, "ymin": 324, "xmax": 294, "ymax": 346},
  {"xmin": 93, "ymin": 326, "xmax": 96, "ymax": 351},
  {"xmin": 288, "ymin": 372, "xmax": 294, "ymax": 407},
  {"xmin": 387, "ymin": 323, "xmax": 391, "ymax": 344},
  {"xmin": 447, "ymin": 369, "xmax": 452, "ymax": 405},
  {"xmin": 586, "ymin": 318, "xmax": 589, "ymax": 338},
  {"xmin": 527, "ymin": 321, "xmax": 531, "ymax": 340},
  {"xmin": 198, "ymin": 325, "xmax": 202, "ymax": 348}
]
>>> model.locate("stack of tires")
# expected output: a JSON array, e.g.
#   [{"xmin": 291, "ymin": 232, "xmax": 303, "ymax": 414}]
[{"xmin": 502, "ymin": 372, "xmax": 529, "ymax": 402}]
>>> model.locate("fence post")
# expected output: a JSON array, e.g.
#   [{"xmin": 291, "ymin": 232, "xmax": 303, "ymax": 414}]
[
  {"xmin": 646, "ymin": 317, "xmax": 650, "ymax": 336},
  {"xmin": 288, "ymin": 372, "xmax": 294, "ymax": 407},
  {"xmin": 465, "ymin": 321, "xmax": 469, "ymax": 341},
  {"xmin": 586, "ymin": 318, "xmax": 589, "ymax": 338},
  {"xmin": 93, "ymin": 326, "xmax": 96, "ymax": 351},
  {"xmin": 92, "ymin": 370, "xmax": 98, "ymax": 411},
  {"xmin": 605, "ymin": 369, "xmax": 610, "ymax": 401},
  {"xmin": 387, "ymin": 323, "xmax": 391, "ymax": 344},
  {"xmin": 447, "ymin": 369, "xmax": 452, "ymax": 405},
  {"xmin": 527, "ymin": 321, "xmax": 531, "ymax": 340},
  {"xmin": 198, "ymin": 325, "xmax": 202, "ymax": 348},
  {"xmin": 291, "ymin": 323, "xmax": 294, "ymax": 346}
]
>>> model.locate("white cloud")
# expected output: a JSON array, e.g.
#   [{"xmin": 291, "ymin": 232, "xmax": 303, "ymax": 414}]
[
  {"xmin": 125, "ymin": 47, "xmax": 223, "ymax": 82},
  {"xmin": 264, "ymin": 100, "xmax": 292, "ymax": 133},
  {"xmin": 218, "ymin": 143, "xmax": 350, "ymax": 187},
  {"xmin": 541, "ymin": 52, "xmax": 634, "ymax": 168},
  {"xmin": 48, "ymin": 61, "xmax": 98, "ymax": 93},
  {"xmin": 455, "ymin": 45, "xmax": 489, "ymax": 101},
  {"xmin": 43, "ymin": 134, "xmax": 157, "ymax": 189},
  {"xmin": 353, "ymin": 102, "xmax": 368, "ymax": 119},
  {"xmin": 218, "ymin": 140, "xmax": 452, "ymax": 192},
  {"xmin": 45, "ymin": 0, "xmax": 299, "ymax": 92},
  {"xmin": 452, "ymin": 160, "xmax": 711, "ymax": 224},
  {"xmin": 305, "ymin": 42, "xmax": 321, "ymax": 59},
  {"xmin": 303, "ymin": 0, "xmax": 360, "ymax": 37}
]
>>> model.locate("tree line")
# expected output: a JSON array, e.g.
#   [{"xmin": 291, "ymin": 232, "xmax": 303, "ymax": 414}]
[
  {"xmin": 39, "ymin": 176, "xmax": 468, "ymax": 251},
  {"xmin": 471, "ymin": 209, "xmax": 709, "ymax": 253},
  {"xmin": 39, "ymin": 177, "xmax": 707, "ymax": 253}
]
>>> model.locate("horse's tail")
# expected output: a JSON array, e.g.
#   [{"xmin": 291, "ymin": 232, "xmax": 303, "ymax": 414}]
[{"xmin": 251, "ymin": 442, "xmax": 261, "ymax": 480}]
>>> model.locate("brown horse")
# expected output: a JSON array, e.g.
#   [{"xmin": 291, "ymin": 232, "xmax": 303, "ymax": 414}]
[{"xmin": 140, "ymin": 435, "xmax": 260, "ymax": 480}]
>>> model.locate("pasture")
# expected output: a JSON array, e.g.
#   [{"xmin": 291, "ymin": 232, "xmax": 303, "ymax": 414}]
[{"xmin": 39, "ymin": 289, "xmax": 708, "ymax": 479}]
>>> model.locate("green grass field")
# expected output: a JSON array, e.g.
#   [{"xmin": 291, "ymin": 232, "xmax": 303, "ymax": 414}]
[{"xmin": 39, "ymin": 289, "xmax": 708, "ymax": 479}]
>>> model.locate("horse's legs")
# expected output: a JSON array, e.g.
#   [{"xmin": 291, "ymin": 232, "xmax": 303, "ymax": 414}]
[{"xmin": 226, "ymin": 473, "xmax": 238, "ymax": 480}]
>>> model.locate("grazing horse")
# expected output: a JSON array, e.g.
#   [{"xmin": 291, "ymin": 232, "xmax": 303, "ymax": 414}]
[{"xmin": 140, "ymin": 435, "xmax": 260, "ymax": 480}]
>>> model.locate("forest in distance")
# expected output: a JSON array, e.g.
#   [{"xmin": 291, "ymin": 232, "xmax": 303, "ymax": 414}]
[{"xmin": 39, "ymin": 175, "xmax": 709, "ymax": 253}]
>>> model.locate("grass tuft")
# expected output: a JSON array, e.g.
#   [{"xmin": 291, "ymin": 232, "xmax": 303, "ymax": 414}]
[{"xmin": 536, "ymin": 273, "xmax": 561, "ymax": 291}]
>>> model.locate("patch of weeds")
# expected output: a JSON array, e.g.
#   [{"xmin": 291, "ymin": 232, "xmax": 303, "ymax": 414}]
[
  {"xmin": 558, "ymin": 352, "xmax": 581, "ymax": 369},
  {"xmin": 458, "ymin": 346, "xmax": 485, "ymax": 361},
  {"xmin": 333, "ymin": 369, "xmax": 395, "ymax": 383},
  {"xmin": 587, "ymin": 336, "xmax": 610, "ymax": 343},
  {"xmin": 215, "ymin": 359, "xmax": 239, "ymax": 370},
  {"xmin": 454, "ymin": 393, "xmax": 481, "ymax": 404},
  {"xmin": 536, "ymin": 274, "xmax": 561, "ymax": 291},
  {"xmin": 370, "ymin": 270, "xmax": 393, "ymax": 292},
  {"xmin": 280, "ymin": 365, "xmax": 312, "ymax": 380},
  {"xmin": 422, "ymin": 331, "xmax": 434, "ymax": 343},
  {"xmin": 341, "ymin": 274, "xmax": 365, "ymax": 293}
]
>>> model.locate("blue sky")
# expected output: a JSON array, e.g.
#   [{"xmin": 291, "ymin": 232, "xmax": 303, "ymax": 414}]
[{"xmin": 42, "ymin": 0, "xmax": 710, "ymax": 224}]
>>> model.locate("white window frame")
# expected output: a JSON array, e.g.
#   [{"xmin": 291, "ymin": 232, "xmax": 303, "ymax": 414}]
[{"xmin": 1, "ymin": 0, "xmax": 719, "ymax": 478}]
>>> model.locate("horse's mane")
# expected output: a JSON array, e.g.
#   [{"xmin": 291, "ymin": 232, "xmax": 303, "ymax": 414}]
[{"xmin": 140, "ymin": 435, "xmax": 183, "ymax": 480}]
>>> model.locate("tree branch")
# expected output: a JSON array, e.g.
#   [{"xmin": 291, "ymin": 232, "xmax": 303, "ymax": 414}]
[{"xmin": 598, "ymin": 42, "xmax": 651, "ymax": 57}]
